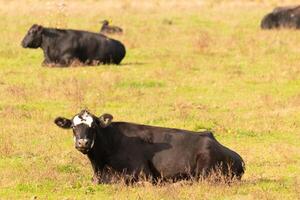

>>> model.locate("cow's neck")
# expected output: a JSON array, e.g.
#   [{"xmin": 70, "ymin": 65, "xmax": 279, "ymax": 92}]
[
  {"xmin": 86, "ymin": 126, "xmax": 115, "ymax": 172},
  {"xmin": 40, "ymin": 28, "xmax": 60, "ymax": 61},
  {"xmin": 41, "ymin": 28, "xmax": 56, "ymax": 47},
  {"xmin": 40, "ymin": 28, "xmax": 65, "ymax": 51}
]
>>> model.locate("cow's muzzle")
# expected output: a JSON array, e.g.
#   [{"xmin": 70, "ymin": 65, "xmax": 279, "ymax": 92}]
[
  {"xmin": 21, "ymin": 40, "xmax": 28, "ymax": 48},
  {"xmin": 75, "ymin": 139, "xmax": 93, "ymax": 154}
]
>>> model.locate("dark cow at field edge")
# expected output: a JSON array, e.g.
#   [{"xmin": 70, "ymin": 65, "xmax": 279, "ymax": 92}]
[
  {"xmin": 54, "ymin": 110, "xmax": 245, "ymax": 184},
  {"xmin": 100, "ymin": 20, "xmax": 123, "ymax": 35},
  {"xmin": 21, "ymin": 24, "xmax": 126, "ymax": 66},
  {"xmin": 261, "ymin": 5, "xmax": 300, "ymax": 29}
]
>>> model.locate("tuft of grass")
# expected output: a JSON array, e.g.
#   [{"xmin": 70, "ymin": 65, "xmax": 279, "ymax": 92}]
[
  {"xmin": 56, "ymin": 164, "xmax": 80, "ymax": 174},
  {"xmin": 0, "ymin": 0, "xmax": 299, "ymax": 199},
  {"xmin": 117, "ymin": 80, "xmax": 165, "ymax": 88}
]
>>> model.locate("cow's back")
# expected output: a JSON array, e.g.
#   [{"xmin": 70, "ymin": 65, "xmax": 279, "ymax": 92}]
[
  {"xmin": 75, "ymin": 30, "xmax": 126, "ymax": 64},
  {"xmin": 42, "ymin": 28, "xmax": 125, "ymax": 64},
  {"xmin": 108, "ymin": 122, "xmax": 220, "ymax": 177}
]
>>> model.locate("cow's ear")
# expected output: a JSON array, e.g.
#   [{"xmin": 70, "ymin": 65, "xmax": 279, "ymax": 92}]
[
  {"xmin": 36, "ymin": 25, "xmax": 43, "ymax": 33},
  {"xmin": 98, "ymin": 113, "xmax": 113, "ymax": 128},
  {"xmin": 54, "ymin": 117, "xmax": 72, "ymax": 129},
  {"xmin": 32, "ymin": 24, "xmax": 43, "ymax": 33}
]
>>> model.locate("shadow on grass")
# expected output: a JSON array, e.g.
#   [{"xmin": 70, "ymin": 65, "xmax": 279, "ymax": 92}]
[
  {"xmin": 120, "ymin": 62, "xmax": 147, "ymax": 66},
  {"xmin": 41, "ymin": 62, "xmax": 146, "ymax": 68}
]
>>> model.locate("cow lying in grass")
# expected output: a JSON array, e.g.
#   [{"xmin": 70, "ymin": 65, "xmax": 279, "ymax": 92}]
[
  {"xmin": 21, "ymin": 24, "xmax": 126, "ymax": 66},
  {"xmin": 261, "ymin": 5, "xmax": 300, "ymax": 29},
  {"xmin": 54, "ymin": 110, "xmax": 245, "ymax": 184}
]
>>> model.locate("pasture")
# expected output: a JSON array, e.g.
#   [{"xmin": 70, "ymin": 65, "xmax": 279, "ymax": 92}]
[{"xmin": 0, "ymin": 0, "xmax": 299, "ymax": 199}]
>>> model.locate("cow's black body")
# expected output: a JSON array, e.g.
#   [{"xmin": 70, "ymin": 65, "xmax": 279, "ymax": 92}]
[
  {"xmin": 21, "ymin": 24, "xmax": 126, "ymax": 66},
  {"xmin": 89, "ymin": 122, "xmax": 245, "ymax": 183},
  {"xmin": 54, "ymin": 111, "xmax": 245, "ymax": 184},
  {"xmin": 261, "ymin": 6, "xmax": 300, "ymax": 29}
]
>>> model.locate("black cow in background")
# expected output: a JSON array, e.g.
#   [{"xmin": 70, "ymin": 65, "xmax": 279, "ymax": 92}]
[
  {"xmin": 100, "ymin": 20, "xmax": 123, "ymax": 35},
  {"xmin": 54, "ymin": 110, "xmax": 245, "ymax": 184},
  {"xmin": 261, "ymin": 5, "xmax": 300, "ymax": 29},
  {"xmin": 21, "ymin": 24, "xmax": 126, "ymax": 66}
]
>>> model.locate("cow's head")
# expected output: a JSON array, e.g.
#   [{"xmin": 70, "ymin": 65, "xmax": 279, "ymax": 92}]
[
  {"xmin": 21, "ymin": 24, "xmax": 43, "ymax": 48},
  {"xmin": 101, "ymin": 20, "xmax": 109, "ymax": 26},
  {"xmin": 261, "ymin": 13, "xmax": 279, "ymax": 29},
  {"xmin": 54, "ymin": 110, "xmax": 113, "ymax": 154}
]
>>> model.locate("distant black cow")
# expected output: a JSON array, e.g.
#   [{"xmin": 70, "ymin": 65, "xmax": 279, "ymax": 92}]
[
  {"xmin": 261, "ymin": 5, "xmax": 300, "ymax": 29},
  {"xmin": 100, "ymin": 20, "xmax": 123, "ymax": 35},
  {"xmin": 21, "ymin": 24, "xmax": 126, "ymax": 66},
  {"xmin": 54, "ymin": 110, "xmax": 245, "ymax": 184}
]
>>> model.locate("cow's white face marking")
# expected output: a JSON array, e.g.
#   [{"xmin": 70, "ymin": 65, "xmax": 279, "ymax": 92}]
[{"xmin": 72, "ymin": 111, "xmax": 94, "ymax": 127}]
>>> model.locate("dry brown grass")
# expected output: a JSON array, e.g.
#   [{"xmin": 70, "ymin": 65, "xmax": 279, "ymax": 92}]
[{"xmin": 0, "ymin": 0, "xmax": 299, "ymax": 199}]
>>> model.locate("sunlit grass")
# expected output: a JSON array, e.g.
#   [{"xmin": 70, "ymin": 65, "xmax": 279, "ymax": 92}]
[{"xmin": 0, "ymin": 0, "xmax": 299, "ymax": 199}]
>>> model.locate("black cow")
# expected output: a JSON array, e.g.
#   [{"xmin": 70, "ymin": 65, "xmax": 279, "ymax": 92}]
[
  {"xmin": 100, "ymin": 20, "xmax": 123, "ymax": 35},
  {"xmin": 261, "ymin": 5, "xmax": 300, "ymax": 29},
  {"xmin": 54, "ymin": 110, "xmax": 245, "ymax": 184},
  {"xmin": 21, "ymin": 24, "xmax": 126, "ymax": 66}
]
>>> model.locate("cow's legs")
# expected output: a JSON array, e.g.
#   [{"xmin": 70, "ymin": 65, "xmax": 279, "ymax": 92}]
[
  {"xmin": 92, "ymin": 168, "xmax": 119, "ymax": 184},
  {"xmin": 92, "ymin": 173, "xmax": 101, "ymax": 184},
  {"xmin": 194, "ymin": 152, "xmax": 211, "ymax": 179},
  {"xmin": 57, "ymin": 54, "xmax": 74, "ymax": 66},
  {"xmin": 42, "ymin": 59, "xmax": 51, "ymax": 66},
  {"xmin": 92, "ymin": 170, "xmax": 111, "ymax": 184}
]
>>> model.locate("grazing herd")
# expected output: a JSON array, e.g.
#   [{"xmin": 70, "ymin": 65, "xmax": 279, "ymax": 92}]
[
  {"xmin": 21, "ymin": 6, "xmax": 300, "ymax": 66},
  {"xmin": 19, "ymin": 5, "xmax": 299, "ymax": 184}
]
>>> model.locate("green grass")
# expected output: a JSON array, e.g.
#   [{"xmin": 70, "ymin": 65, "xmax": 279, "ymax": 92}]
[{"xmin": 0, "ymin": 0, "xmax": 300, "ymax": 199}]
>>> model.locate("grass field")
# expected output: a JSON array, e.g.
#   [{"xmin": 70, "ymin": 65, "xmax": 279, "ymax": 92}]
[{"xmin": 0, "ymin": 0, "xmax": 300, "ymax": 199}]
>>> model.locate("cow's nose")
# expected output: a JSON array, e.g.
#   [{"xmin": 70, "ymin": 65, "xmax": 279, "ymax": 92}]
[
  {"xmin": 77, "ymin": 139, "xmax": 89, "ymax": 147},
  {"xmin": 21, "ymin": 40, "xmax": 27, "ymax": 48}
]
